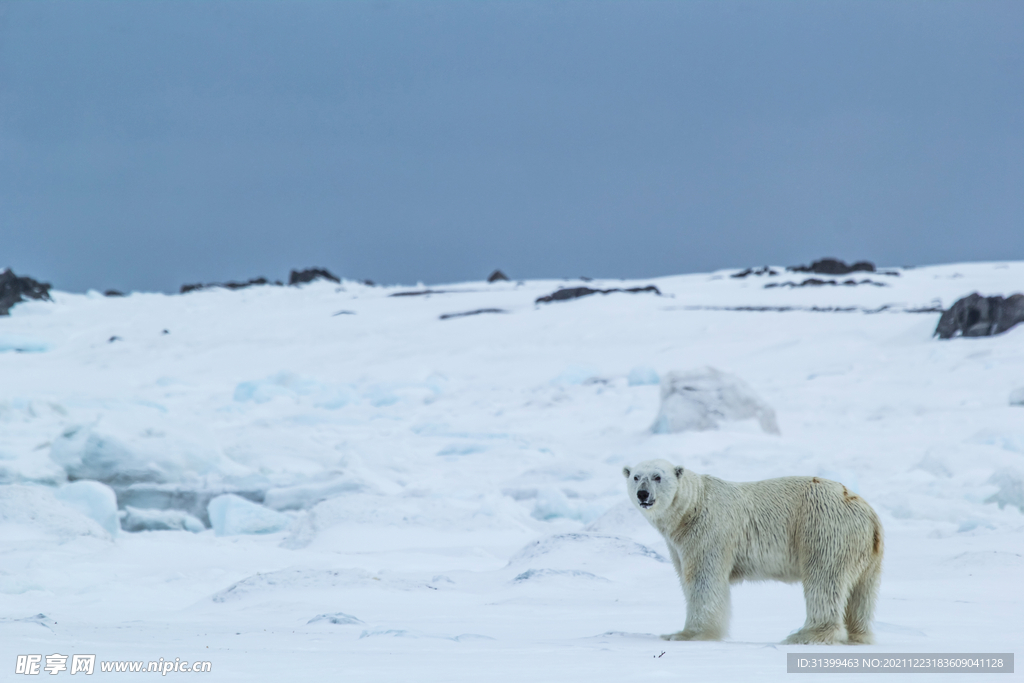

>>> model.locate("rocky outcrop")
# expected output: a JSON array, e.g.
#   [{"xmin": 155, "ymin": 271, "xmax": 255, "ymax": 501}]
[
  {"xmin": 487, "ymin": 270, "xmax": 510, "ymax": 283},
  {"xmin": 731, "ymin": 266, "xmax": 778, "ymax": 278},
  {"xmin": 765, "ymin": 278, "xmax": 886, "ymax": 289},
  {"xmin": 182, "ymin": 268, "xmax": 341, "ymax": 293},
  {"xmin": 181, "ymin": 277, "xmax": 281, "ymax": 294},
  {"xmin": 788, "ymin": 258, "xmax": 876, "ymax": 275},
  {"xmin": 0, "ymin": 269, "xmax": 52, "ymax": 315},
  {"xmin": 289, "ymin": 268, "xmax": 340, "ymax": 285},
  {"xmin": 935, "ymin": 293, "xmax": 1024, "ymax": 339}
]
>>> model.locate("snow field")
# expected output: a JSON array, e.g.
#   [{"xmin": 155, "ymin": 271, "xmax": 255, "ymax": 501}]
[{"xmin": 0, "ymin": 262, "xmax": 1022, "ymax": 681}]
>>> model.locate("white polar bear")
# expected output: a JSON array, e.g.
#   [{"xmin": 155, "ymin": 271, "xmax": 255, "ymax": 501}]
[{"xmin": 624, "ymin": 459, "xmax": 883, "ymax": 645}]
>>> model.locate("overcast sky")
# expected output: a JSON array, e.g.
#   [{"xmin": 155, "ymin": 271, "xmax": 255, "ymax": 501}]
[{"xmin": 1, "ymin": 1, "xmax": 1022, "ymax": 293}]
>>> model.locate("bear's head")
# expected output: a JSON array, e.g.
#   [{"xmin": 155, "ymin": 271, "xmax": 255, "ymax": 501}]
[{"xmin": 623, "ymin": 459, "xmax": 685, "ymax": 517}]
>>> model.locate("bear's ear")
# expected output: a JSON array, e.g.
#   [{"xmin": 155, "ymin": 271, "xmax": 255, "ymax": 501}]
[
  {"xmin": 622, "ymin": 467, "xmax": 631, "ymax": 479},
  {"xmin": 674, "ymin": 466, "xmax": 684, "ymax": 478}
]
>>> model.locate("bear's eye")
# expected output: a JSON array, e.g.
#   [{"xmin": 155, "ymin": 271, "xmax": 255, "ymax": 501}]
[
  {"xmin": 633, "ymin": 475, "xmax": 639, "ymax": 482},
  {"xmin": 654, "ymin": 475, "xmax": 661, "ymax": 482}
]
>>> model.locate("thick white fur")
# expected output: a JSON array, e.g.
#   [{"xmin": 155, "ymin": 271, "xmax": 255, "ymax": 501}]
[{"xmin": 624, "ymin": 459, "xmax": 883, "ymax": 645}]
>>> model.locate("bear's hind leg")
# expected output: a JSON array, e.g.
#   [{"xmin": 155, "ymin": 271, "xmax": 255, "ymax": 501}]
[{"xmin": 844, "ymin": 557, "xmax": 881, "ymax": 645}]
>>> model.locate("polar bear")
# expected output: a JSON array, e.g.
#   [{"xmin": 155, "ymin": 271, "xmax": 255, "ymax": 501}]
[{"xmin": 624, "ymin": 459, "xmax": 883, "ymax": 645}]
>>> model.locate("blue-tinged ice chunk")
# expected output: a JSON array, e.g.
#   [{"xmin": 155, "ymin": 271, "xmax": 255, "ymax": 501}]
[
  {"xmin": 627, "ymin": 366, "xmax": 660, "ymax": 386},
  {"xmin": 54, "ymin": 480, "xmax": 120, "ymax": 536},
  {"xmin": 207, "ymin": 493, "xmax": 289, "ymax": 536}
]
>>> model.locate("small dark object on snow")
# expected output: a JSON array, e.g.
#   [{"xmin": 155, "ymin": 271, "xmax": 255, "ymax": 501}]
[
  {"xmin": 535, "ymin": 285, "xmax": 660, "ymax": 304},
  {"xmin": 788, "ymin": 258, "xmax": 876, "ymax": 275},
  {"xmin": 162, "ymin": 329, "xmax": 170, "ymax": 335},
  {"xmin": 289, "ymin": 268, "xmax": 341, "ymax": 285},
  {"xmin": 0, "ymin": 269, "xmax": 52, "ymax": 315},
  {"xmin": 389, "ymin": 289, "xmax": 457, "ymax": 297},
  {"xmin": 731, "ymin": 266, "xmax": 778, "ymax": 278},
  {"xmin": 487, "ymin": 270, "xmax": 510, "ymax": 283},
  {"xmin": 332, "ymin": 310, "xmax": 356, "ymax": 316},
  {"xmin": 935, "ymin": 293, "xmax": 1024, "ymax": 339},
  {"xmin": 104, "ymin": 289, "xmax": 125, "ymax": 297},
  {"xmin": 439, "ymin": 308, "xmax": 508, "ymax": 320},
  {"xmin": 108, "ymin": 336, "xmax": 121, "ymax": 343},
  {"xmin": 362, "ymin": 279, "xmax": 375, "ymax": 287}
]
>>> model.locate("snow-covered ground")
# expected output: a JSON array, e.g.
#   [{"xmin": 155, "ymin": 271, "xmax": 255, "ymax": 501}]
[{"xmin": 1, "ymin": 261, "xmax": 1022, "ymax": 681}]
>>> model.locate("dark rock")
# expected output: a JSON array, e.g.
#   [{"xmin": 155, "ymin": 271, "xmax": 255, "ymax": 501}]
[
  {"xmin": 390, "ymin": 289, "xmax": 439, "ymax": 297},
  {"xmin": 223, "ymin": 277, "xmax": 267, "ymax": 290},
  {"xmin": 535, "ymin": 285, "xmax": 661, "ymax": 304},
  {"xmin": 104, "ymin": 289, "xmax": 125, "ymax": 297},
  {"xmin": 487, "ymin": 270, "xmax": 510, "ymax": 283},
  {"xmin": 180, "ymin": 277, "xmax": 280, "ymax": 294},
  {"xmin": 161, "ymin": 329, "xmax": 170, "ymax": 335},
  {"xmin": 362, "ymin": 279, "xmax": 376, "ymax": 287},
  {"xmin": 289, "ymin": 268, "xmax": 341, "ymax": 285},
  {"xmin": 0, "ymin": 269, "xmax": 52, "ymax": 315},
  {"xmin": 764, "ymin": 278, "xmax": 886, "ymax": 289},
  {"xmin": 537, "ymin": 287, "xmax": 598, "ymax": 302},
  {"xmin": 440, "ymin": 308, "xmax": 508, "ymax": 320},
  {"xmin": 935, "ymin": 293, "xmax": 1024, "ymax": 339},
  {"xmin": 731, "ymin": 266, "xmax": 778, "ymax": 278},
  {"xmin": 108, "ymin": 336, "xmax": 122, "ymax": 343},
  {"xmin": 788, "ymin": 258, "xmax": 876, "ymax": 275}
]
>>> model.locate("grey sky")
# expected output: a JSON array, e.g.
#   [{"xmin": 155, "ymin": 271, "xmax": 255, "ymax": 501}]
[{"xmin": 1, "ymin": 1, "xmax": 1022, "ymax": 293}]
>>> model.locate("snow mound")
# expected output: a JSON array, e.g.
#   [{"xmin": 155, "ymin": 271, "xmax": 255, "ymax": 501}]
[
  {"xmin": 263, "ymin": 477, "xmax": 365, "ymax": 511},
  {"xmin": 508, "ymin": 533, "xmax": 667, "ymax": 568},
  {"xmin": 0, "ymin": 484, "xmax": 110, "ymax": 540},
  {"xmin": 307, "ymin": 612, "xmax": 363, "ymax": 625},
  {"xmin": 54, "ymin": 480, "xmax": 120, "ymax": 536},
  {"xmin": 207, "ymin": 494, "xmax": 290, "ymax": 536},
  {"xmin": 651, "ymin": 367, "xmax": 780, "ymax": 434},
  {"xmin": 583, "ymin": 500, "xmax": 651, "ymax": 536},
  {"xmin": 530, "ymin": 487, "xmax": 609, "ymax": 523},
  {"xmin": 512, "ymin": 568, "xmax": 608, "ymax": 582},
  {"xmin": 121, "ymin": 505, "xmax": 205, "ymax": 533},
  {"xmin": 211, "ymin": 568, "xmax": 429, "ymax": 603},
  {"xmin": 1010, "ymin": 388, "xmax": 1024, "ymax": 406}
]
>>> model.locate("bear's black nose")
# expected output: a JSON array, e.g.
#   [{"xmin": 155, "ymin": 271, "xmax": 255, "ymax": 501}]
[{"xmin": 637, "ymin": 490, "xmax": 649, "ymax": 502}]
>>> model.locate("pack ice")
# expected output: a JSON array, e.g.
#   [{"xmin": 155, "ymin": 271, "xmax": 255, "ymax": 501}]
[{"xmin": 0, "ymin": 263, "xmax": 1021, "ymax": 681}]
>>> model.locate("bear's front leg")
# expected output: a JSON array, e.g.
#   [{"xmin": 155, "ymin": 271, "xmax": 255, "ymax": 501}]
[{"xmin": 662, "ymin": 549, "xmax": 731, "ymax": 641}]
